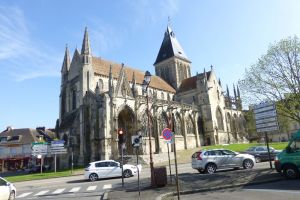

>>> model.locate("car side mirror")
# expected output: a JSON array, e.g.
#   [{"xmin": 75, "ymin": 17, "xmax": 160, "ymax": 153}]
[
  {"xmin": 286, "ymin": 146, "xmax": 292, "ymax": 153},
  {"xmin": 6, "ymin": 182, "xmax": 11, "ymax": 186}
]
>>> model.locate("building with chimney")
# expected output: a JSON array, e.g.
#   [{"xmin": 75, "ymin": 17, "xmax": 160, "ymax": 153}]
[{"xmin": 57, "ymin": 26, "xmax": 246, "ymax": 168}]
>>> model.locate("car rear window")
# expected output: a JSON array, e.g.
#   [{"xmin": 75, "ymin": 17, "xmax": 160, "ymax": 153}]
[{"xmin": 192, "ymin": 152, "xmax": 201, "ymax": 158}]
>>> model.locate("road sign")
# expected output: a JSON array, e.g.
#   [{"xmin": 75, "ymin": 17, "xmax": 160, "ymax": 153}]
[
  {"xmin": 162, "ymin": 128, "xmax": 173, "ymax": 140},
  {"xmin": 32, "ymin": 142, "xmax": 49, "ymax": 155},
  {"xmin": 51, "ymin": 140, "xmax": 67, "ymax": 154},
  {"xmin": 132, "ymin": 135, "xmax": 142, "ymax": 147},
  {"xmin": 253, "ymin": 102, "xmax": 279, "ymax": 133}
]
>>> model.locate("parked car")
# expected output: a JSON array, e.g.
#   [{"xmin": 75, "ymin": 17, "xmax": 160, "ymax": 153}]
[
  {"xmin": 28, "ymin": 165, "xmax": 46, "ymax": 173},
  {"xmin": 275, "ymin": 130, "xmax": 300, "ymax": 179},
  {"xmin": 84, "ymin": 160, "xmax": 140, "ymax": 181},
  {"xmin": 0, "ymin": 177, "xmax": 16, "ymax": 200},
  {"xmin": 191, "ymin": 149, "xmax": 255, "ymax": 174},
  {"xmin": 244, "ymin": 146, "xmax": 282, "ymax": 163}
]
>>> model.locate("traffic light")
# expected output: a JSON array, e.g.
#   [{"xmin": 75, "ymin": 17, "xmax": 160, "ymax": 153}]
[{"xmin": 118, "ymin": 128, "xmax": 125, "ymax": 144}]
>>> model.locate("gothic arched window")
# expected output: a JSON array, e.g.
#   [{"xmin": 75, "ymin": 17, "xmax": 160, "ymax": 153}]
[
  {"xmin": 216, "ymin": 108, "xmax": 224, "ymax": 131},
  {"xmin": 174, "ymin": 113, "xmax": 182, "ymax": 135},
  {"xmin": 186, "ymin": 116, "xmax": 195, "ymax": 134},
  {"xmin": 99, "ymin": 79, "xmax": 104, "ymax": 91}
]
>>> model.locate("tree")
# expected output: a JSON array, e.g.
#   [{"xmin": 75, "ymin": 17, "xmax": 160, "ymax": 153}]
[{"xmin": 239, "ymin": 36, "xmax": 300, "ymax": 123}]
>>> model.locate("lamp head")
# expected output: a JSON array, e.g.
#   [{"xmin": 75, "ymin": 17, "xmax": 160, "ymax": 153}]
[{"xmin": 144, "ymin": 71, "xmax": 152, "ymax": 84}]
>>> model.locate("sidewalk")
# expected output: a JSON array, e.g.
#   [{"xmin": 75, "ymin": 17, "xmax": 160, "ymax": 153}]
[{"xmin": 105, "ymin": 168, "xmax": 284, "ymax": 200}]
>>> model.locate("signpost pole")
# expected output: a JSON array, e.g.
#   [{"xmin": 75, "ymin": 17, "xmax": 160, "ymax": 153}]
[
  {"xmin": 167, "ymin": 143, "xmax": 172, "ymax": 184},
  {"xmin": 40, "ymin": 156, "xmax": 43, "ymax": 174},
  {"xmin": 171, "ymin": 113, "xmax": 180, "ymax": 200},
  {"xmin": 55, "ymin": 154, "xmax": 57, "ymax": 173},
  {"xmin": 71, "ymin": 151, "xmax": 74, "ymax": 174},
  {"xmin": 136, "ymin": 147, "xmax": 140, "ymax": 198},
  {"xmin": 121, "ymin": 144, "xmax": 124, "ymax": 188},
  {"xmin": 265, "ymin": 132, "xmax": 273, "ymax": 169}
]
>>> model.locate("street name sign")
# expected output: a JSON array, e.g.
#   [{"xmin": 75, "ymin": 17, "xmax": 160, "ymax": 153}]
[
  {"xmin": 51, "ymin": 140, "xmax": 67, "ymax": 154},
  {"xmin": 253, "ymin": 102, "xmax": 279, "ymax": 133},
  {"xmin": 32, "ymin": 142, "xmax": 49, "ymax": 155}
]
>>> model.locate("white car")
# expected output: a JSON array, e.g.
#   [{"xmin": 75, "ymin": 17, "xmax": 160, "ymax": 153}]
[
  {"xmin": 84, "ymin": 160, "xmax": 140, "ymax": 181},
  {"xmin": 192, "ymin": 149, "xmax": 255, "ymax": 174},
  {"xmin": 0, "ymin": 177, "xmax": 16, "ymax": 200}
]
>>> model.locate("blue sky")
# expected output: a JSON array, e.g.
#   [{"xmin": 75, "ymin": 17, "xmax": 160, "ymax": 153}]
[{"xmin": 1, "ymin": 0, "xmax": 300, "ymax": 129}]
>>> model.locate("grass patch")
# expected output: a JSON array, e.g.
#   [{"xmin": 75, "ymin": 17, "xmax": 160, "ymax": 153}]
[{"xmin": 5, "ymin": 168, "xmax": 84, "ymax": 183}]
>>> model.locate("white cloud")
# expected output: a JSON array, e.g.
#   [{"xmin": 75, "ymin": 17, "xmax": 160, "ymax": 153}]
[{"xmin": 0, "ymin": 5, "xmax": 60, "ymax": 81}]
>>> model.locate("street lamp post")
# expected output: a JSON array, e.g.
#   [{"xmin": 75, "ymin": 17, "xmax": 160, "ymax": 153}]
[{"xmin": 142, "ymin": 71, "xmax": 154, "ymax": 186}]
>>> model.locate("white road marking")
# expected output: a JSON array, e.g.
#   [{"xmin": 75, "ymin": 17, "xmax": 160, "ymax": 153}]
[
  {"xmin": 34, "ymin": 190, "xmax": 49, "ymax": 196},
  {"xmin": 87, "ymin": 185, "xmax": 97, "ymax": 191},
  {"xmin": 69, "ymin": 187, "xmax": 81, "ymax": 192},
  {"xmin": 17, "ymin": 192, "xmax": 32, "ymax": 198},
  {"xmin": 103, "ymin": 184, "xmax": 112, "ymax": 189},
  {"xmin": 244, "ymin": 189, "xmax": 300, "ymax": 194},
  {"xmin": 52, "ymin": 188, "xmax": 65, "ymax": 194}
]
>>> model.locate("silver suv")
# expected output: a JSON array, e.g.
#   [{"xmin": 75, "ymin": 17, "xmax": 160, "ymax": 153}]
[{"xmin": 191, "ymin": 149, "xmax": 255, "ymax": 174}]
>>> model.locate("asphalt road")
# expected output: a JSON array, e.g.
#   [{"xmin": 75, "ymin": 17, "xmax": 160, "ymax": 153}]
[
  {"xmin": 13, "ymin": 162, "xmax": 271, "ymax": 200},
  {"xmin": 181, "ymin": 179, "xmax": 300, "ymax": 200}
]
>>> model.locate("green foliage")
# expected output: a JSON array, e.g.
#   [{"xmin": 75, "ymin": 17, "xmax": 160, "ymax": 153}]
[{"xmin": 239, "ymin": 36, "xmax": 300, "ymax": 124}]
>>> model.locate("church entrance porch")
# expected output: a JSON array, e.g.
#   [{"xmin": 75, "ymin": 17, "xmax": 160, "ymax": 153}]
[{"xmin": 118, "ymin": 106, "xmax": 135, "ymax": 155}]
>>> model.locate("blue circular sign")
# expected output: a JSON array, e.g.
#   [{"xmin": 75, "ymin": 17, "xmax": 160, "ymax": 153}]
[{"xmin": 162, "ymin": 128, "xmax": 173, "ymax": 140}]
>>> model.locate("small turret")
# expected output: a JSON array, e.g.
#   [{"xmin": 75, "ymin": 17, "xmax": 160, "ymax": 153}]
[
  {"xmin": 132, "ymin": 72, "xmax": 137, "ymax": 97},
  {"xmin": 81, "ymin": 27, "xmax": 92, "ymax": 64},
  {"xmin": 61, "ymin": 44, "xmax": 70, "ymax": 73},
  {"xmin": 108, "ymin": 65, "xmax": 114, "ymax": 97},
  {"xmin": 61, "ymin": 44, "xmax": 70, "ymax": 84}
]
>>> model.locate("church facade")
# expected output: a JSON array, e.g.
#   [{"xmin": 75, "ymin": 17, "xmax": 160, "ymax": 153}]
[{"xmin": 57, "ymin": 26, "xmax": 247, "ymax": 167}]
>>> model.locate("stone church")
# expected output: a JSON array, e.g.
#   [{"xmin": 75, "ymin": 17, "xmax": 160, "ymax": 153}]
[{"xmin": 57, "ymin": 26, "xmax": 247, "ymax": 167}]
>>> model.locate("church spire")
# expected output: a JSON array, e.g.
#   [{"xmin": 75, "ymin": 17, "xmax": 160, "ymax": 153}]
[
  {"xmin": 81, "ymin": 27, "xmax": 91, "ymax": 56},
  {"xmin": 233, "ymin": 83, "xmax": 237, "ymax": 100},
  {"xmin": 61, "ymin": 44, "xmax": 70, "ymax": 73},
  {"xmin": 237, "ymin": 84, "xmax": 241, "ymax": 99}
]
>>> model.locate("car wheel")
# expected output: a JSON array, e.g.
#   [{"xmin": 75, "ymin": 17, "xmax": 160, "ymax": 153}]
[
  {"xmin": 8, "ymin": 191, "xmax": 15, "ymax": 200},
  {"xmin": 255, "ymin": 157, "xmax": 261, "ymax": 163},
  {"xmin": 205, "ymin": 163, "xmax": 217, "ymax": 174},
  {"xmin": 283, "ymin": 165, "xmax": 299, "ymax": 179},
  {"xmin": 123, "ymin": 169, "xmax": 132, "ymax": 178},
  {"xmin": 89, "ymin": 173, "xmax": 98, "ymax": 182},
  {"xmin": 243, "ymin": 159, "xmax": 254, "ymax": 169}
]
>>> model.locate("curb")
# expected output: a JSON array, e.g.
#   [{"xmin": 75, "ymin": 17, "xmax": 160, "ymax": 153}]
[{"xmin": 156, "ymin": 176, "xmax": 284, "ymax": 200}]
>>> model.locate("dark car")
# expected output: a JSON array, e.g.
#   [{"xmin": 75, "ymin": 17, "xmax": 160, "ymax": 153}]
[
  {"xmin": 28, "ymin": 165, "xmax": 48, "ymax": 173},
  {"xmin": 244, "ymin": 146, "xmax": 281, "ymax": 163}
]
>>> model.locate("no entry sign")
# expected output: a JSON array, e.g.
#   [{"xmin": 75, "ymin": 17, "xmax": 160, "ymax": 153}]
[{"xmin": 162, "ymin": 128, "xmax": 173, "ymax": 141}]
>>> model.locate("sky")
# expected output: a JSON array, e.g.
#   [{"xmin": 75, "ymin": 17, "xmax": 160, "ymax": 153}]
[{"xmin": 1, "ymin": 0, "xmax": 300, "ymax": 129}]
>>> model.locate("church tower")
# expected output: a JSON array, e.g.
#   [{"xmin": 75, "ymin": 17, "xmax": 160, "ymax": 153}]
[{"xmin": 154, "ymin": 25, "xmax": 191, "ymax": 90}]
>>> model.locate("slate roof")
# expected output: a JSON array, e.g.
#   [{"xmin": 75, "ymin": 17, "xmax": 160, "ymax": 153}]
[
  {"xmin": 154, "ymin": 26, "xmax": 190, "ymax": 65},
  {"xmin": 92, "ymin": 57, "xmax": 176, "ymax": 93},
  {"xmin": 178, "ymin": 71, "xmax": 211, "ymax": 93},
  {"xmin": 0, "ymin": 128, "xmax": 55, "ymax": 145}
]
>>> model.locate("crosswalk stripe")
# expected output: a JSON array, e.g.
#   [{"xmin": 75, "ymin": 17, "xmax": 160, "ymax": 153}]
[
  {"xmin": 17, "ymin": 192, "xmax": 32, "ymax": 198},
  {"xmin": 103, "ymin": 184, "xmax": 112, "ymax": 189},
  {"xmin": 34, "ymin": 190, "xmax": 49, "ymax": 196},
  {"xmin": 69, "ymin": 187, "xmax": 81, "ymax": 193},
  {"xmin": 52, "ymin": 188, "xmax": 65, "ymax": 194},
  {"xmin": 87, "ymin": 185, "xmax": 97, "ymax": 191}
]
